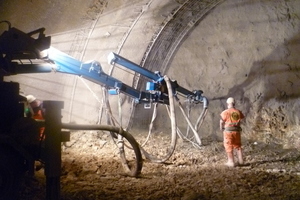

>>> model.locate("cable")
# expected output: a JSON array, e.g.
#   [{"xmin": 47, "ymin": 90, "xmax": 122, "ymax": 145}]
[{"xmin": 0, "ymin": 20, "xmax": 11, "ymax": 30}]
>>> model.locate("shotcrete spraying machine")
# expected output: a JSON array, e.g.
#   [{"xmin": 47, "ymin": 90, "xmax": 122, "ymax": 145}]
[{"xmin": 0, "ymin": 21, "xmax": 208, "ymax": 200}]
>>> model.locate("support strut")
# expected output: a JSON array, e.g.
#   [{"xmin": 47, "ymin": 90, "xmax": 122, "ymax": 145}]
[{"xmin": 43, "ymin": 101, "xmax": 64, "ymax": 200}]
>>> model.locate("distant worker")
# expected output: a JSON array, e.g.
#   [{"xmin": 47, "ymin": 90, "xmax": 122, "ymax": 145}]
[
  {"xmin": 220, "ymin": 97, "xmax": 245, "ymax": 167},
  {"xmin": 26, "ymin": 95, "xmax": 45, "ymax": 140},
  {"xmin": 26, "ymin": 95, "xmax": 45, "ymax": 171}
]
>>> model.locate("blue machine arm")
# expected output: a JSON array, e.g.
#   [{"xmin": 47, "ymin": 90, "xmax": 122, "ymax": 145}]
[
  {"xmin": 47, "ymin": 47, "xmax": 170, "ymax": 104},
  {"xmin": 108, "ymin": 52, "xmax": 206, "ymax": 104},
  {"xmin": 108, "ymin": 52, "xmax": 162, "ymax": 81},
  {"xmin": 47, "ymin": 47, "xmax": 141, "ymax": 100},
  {"xmin": 0, "ymin": 25, "xmax": 206, "ymax": 106}
]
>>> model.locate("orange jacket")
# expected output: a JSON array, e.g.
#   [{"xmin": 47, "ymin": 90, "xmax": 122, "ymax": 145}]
[
  {"xmin": 32, "ymin": 109, "xmax": 45, "ymax": 140},
  {"xmin": 220, "ymin": 107, "xmax": 244, "ymax": 128},
  {"xmin": 32, "ymin": 109, "xmax": 44, "ymax": 120}
]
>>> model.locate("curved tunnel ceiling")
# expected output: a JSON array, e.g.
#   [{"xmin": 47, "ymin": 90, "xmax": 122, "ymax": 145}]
[{"xmin": 141, "ymin": 0, "xmax": 223, "ymax": 75}]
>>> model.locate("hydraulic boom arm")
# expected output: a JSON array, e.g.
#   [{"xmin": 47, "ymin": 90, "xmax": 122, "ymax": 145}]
[
  {"xmin": 0, "ymin": 25, "xmax": 208, "ymax": 106},
  {"xmin": 108, "ymin": 52, "xmax": 207, "ymax": 105}
]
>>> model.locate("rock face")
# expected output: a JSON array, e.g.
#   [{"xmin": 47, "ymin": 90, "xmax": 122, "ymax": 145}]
[
  {"xmin": 181, "ymin": 0, "xmax": 300, "ymax": 147},
  {"xmin": 133, "ymin": 0, "xmax": 300, "ymax": 150}
]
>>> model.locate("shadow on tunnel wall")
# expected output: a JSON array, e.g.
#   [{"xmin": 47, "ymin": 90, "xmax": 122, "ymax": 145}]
[{"xmin": 225, "ymin": 31, "xmax": 300, "ymax": 144}]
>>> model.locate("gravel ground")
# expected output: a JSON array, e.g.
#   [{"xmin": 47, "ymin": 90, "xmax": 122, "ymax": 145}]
[{"xmin": 20, "ymin": 131, "xmax": 300, "ymax": 200}]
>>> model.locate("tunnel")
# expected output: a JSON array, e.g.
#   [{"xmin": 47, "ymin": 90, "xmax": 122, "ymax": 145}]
[{"xmin": 0, "ymin": 0, "xmax": 300, "ymax": 199}]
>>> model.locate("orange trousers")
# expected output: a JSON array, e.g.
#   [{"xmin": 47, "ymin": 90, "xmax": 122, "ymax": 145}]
[{"xmin": 223, "ymin": 131, "xmax": 241, "ymax": 153}]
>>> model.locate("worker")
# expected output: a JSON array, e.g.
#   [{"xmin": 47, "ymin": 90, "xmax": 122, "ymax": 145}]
[
  {"xmin": 26, "ymin": 95, "xmax": 45, "ymax": 139},
  {"xmin": 26, "ymin": 94, "xmax": 45, "ymax": 171},
  {"xmin": 220, "ymin": 97, "xmax": 245, "ymax": 167}
]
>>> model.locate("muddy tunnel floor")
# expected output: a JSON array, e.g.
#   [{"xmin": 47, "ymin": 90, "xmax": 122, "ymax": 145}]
[{"xmin": 20, "ymin": 132, "xmax": 300, "ymax": 200}]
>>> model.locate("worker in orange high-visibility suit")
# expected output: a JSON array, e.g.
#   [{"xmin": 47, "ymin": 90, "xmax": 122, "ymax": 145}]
[
  {"xmin": 26, "ymin": 95, "xmax": 45, "ymax": 140},
  {"xmin": 220, "ymin": 97, "xmax": 245, "ymax": 167},
  {"xmin": 26, "ymin": 95, "xmax": 46, "ymax": 171}
]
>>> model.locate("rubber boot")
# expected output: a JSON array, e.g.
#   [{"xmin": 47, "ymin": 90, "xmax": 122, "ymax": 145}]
[
  {"xmin": 237, "ymin": 148, "xmax": 244, "ymax": 165},
  {"xmin": 225, "ymin": 152, "xmax": 235, "ymax": 167}
]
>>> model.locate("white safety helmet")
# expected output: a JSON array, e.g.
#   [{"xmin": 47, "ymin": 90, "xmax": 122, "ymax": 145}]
[
  {"xmin": 26, "ymin": 95, "xmax": 36, "ymax": 103},
  {"xmin": 226, "ymin": 97, "xmax": 235, "ymax": 104}
]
